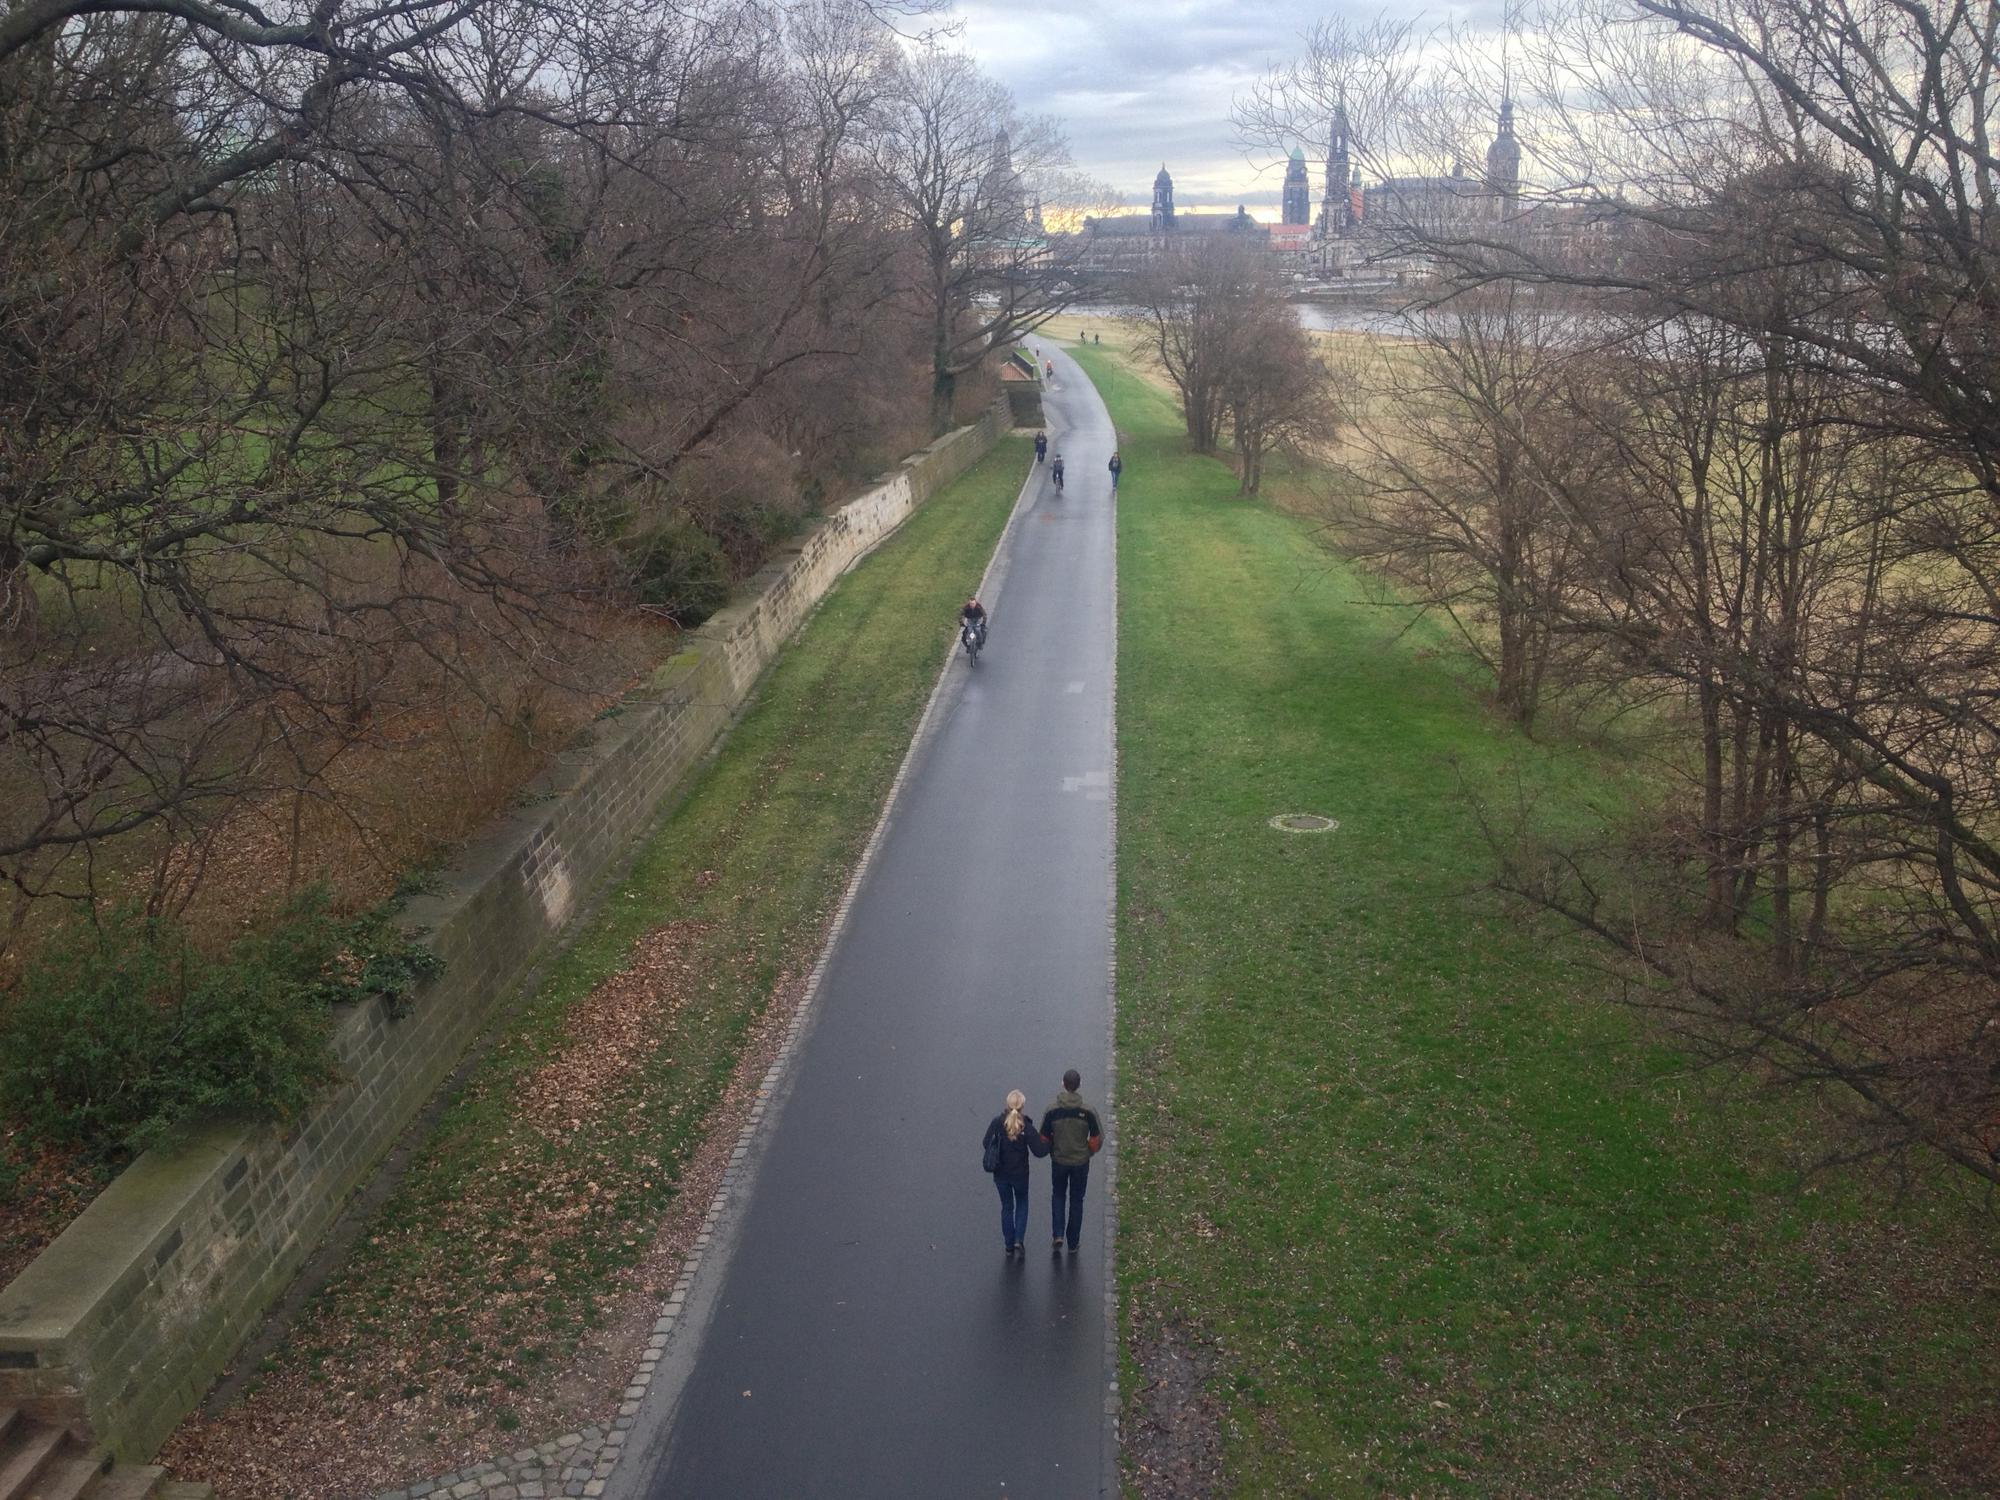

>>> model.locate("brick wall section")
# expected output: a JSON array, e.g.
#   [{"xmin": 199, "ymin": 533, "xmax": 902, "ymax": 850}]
[{"xmin": 0, "ymin": 399, "xmax": 1015, "ymax": 1460}]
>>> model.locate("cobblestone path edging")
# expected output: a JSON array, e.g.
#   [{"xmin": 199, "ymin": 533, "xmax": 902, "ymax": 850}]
[{"xmin": 374, "ymin": 449, "xmax": 1044, "ymax": 1500}]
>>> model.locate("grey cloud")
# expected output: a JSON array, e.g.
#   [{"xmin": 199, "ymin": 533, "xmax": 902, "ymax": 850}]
[{"xmin": 952, "ymin": 0, "xmax": 1506, "ymax": 208}]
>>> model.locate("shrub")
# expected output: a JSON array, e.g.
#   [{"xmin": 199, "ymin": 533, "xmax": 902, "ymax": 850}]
[
  {"xmin": 619, "ymin": 513, "xmax": 732, "ymax": 625},
  {"xmin": 0, "ymin": 888, "xmax": 442, "ymax": 1160}
]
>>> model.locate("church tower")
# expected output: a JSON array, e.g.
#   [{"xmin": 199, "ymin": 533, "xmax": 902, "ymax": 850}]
[
  {"xmin": 1282, "ymin": 148, "xmax": 1310, "ymax": 225},
  {"xmin": 1485, "ymin": 98, "xmax": 1521, "ymax": 199},
  {"xmin": 1320, "ymin": 105, "xmax": 1353, "ymax": 233},
  {"xmin": 984, "ymin": 127, "xmax": 1023, "ymax": 220},
  {"xmin": 1151, "ymin": 164, "xmax": 1176, "ymax": 230}
]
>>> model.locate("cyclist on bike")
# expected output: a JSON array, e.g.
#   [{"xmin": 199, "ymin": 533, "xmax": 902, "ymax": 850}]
[
  {"xmin": 1050, "ymin": 454, "xmax": 1065, "ymax": 492},
  {"xmin": 1034, "ymin": 431, "xmax": 1048, "ymax": 464},
  {"xmin": 960, "ymin": 596, "xmax": 988, "ymax": 650}
]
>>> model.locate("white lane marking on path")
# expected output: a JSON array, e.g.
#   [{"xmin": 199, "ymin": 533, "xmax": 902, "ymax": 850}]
[
  {"xmin": 1066, "ymin": 680, "xmax": 1086, "ymax": 694},
  {"xmin": 1061, "ymin": 770, "xmax": 1111, "ymax": 802}
]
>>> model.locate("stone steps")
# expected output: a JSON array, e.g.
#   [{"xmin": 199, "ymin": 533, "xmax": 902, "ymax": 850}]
[{"xmin": 0, "ymin": 1410, "xmax": 212, "ymax": 1500}]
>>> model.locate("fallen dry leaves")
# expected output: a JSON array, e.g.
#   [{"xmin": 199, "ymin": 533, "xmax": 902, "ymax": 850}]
[
  {"xmin": 158, "ymin": 913, "xmax": 825, "ymax": 1500},
  {"xmin": 0, "ymin": 1133, "xmax": 105, "ymax": 1287}
]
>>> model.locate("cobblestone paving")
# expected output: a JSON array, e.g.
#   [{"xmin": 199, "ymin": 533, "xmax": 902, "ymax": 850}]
[{"xmin": 374, "ymin": 1423, "xmax": 619, "ymax": 1499}]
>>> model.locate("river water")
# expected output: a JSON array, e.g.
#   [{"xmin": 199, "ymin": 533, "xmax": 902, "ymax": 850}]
[{"xmin": 1074, "ymin": 300, "xmax": 1407, "ymax": 337}]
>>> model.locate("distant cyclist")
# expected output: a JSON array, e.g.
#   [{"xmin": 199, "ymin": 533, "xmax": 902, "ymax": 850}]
[
  {"xmin": 960, "ymin": 595, "xmax": 988, "ymax": 650},
  {"xmin": 1044, "ymin": 359, "xmax": 1054, "ymax": 378},
  {"xmin": 1107, "ymin": 452, "xmax": 1123, "ymax": 491},
  {"xmin": 1050, "ymin": 454, "xmax": 1065, "ymax": 493},
  {"xmin": 1034, "ymin": 430, "xmax": 1048, "ymax": 464}
]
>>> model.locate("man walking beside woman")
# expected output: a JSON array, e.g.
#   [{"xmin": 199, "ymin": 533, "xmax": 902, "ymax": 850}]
[{"xmin": 983, "ymin": 1069, "xmax": 1104, "ymax": 1257}]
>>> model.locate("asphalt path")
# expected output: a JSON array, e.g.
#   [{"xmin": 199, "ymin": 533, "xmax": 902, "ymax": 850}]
[{"xmin": 614, "ymin": 344, "xmax": 1118, "ymax": 1500}]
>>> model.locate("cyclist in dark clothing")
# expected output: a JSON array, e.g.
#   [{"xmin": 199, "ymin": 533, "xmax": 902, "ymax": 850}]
[
  {"xmin": 983, "ymin": 1089, "xmax": 1049, "ymax": 1254},
  {"xmin": 1050, "ymin": 455, "xmax": 1065, "ymax": 492},
  {"xmin": 959, "ymin": 596, "xmax": 987, "ymax": 650}
]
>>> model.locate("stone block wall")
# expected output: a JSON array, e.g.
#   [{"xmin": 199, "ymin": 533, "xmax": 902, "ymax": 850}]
[{"xmin": 0, "ymin": 398, "xmax": 1014, "ymax": 1459}]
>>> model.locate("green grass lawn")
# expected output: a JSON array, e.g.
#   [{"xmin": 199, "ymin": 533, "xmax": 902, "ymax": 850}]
[
  {"xmin": 1080, "ymin": 343, "xmax": 2000, "ymax": 1498},
  {"xmin": 165, "ymin": 436, "xmax": 1031, "ymax": 1496}
]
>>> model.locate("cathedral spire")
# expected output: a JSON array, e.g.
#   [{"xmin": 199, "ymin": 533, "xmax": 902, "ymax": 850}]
[
  {"xmin": 1487, "ymin": 0, "xmax": 1522, "ymax": 200},
  {"xmin": 1485, "ymin": 96, "xmax": 1521, "ymax": 199},
  {"xmin": 1320, "ymin": 101, "xmax": 1353, "ymax": 233}
]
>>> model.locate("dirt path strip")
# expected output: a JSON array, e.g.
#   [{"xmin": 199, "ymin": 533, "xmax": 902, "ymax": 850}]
[{"xmin": 159, "ymin": 438, "xmax": 1032, "ymax": 1500}]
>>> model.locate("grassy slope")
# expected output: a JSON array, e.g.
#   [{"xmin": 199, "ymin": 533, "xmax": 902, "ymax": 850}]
[
  {"xmin": 166, "ymin": 437, "xmax": 1031, "ymax": 1495},
  {"xmin": 1081, "ymin": 343, "xmax": 2000, "ymax": 1498}
]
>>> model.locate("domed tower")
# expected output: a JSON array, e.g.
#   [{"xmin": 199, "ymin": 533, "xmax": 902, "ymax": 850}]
[
  {"xmin": 1485, "ymin": 98, "xmax": 1521, "ymax": 200},
  {"xmin": 1151, "ymin": 164, "xmax": 1176, "ymax": 230},
  {"xmin": 1282, "ymin": 147, "xmax": 1310, "ymax": 225}
]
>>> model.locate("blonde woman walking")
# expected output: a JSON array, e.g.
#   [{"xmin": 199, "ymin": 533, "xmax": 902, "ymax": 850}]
[{"xmin": 982, "ymin": 1089, "xmax": 1049, "ymax": 1256}]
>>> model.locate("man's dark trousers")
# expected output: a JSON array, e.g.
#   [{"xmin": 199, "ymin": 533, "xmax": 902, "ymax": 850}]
[{"xmin": 1051, "ymin": 1159, "xmax": 1089, "ymax": 1249}]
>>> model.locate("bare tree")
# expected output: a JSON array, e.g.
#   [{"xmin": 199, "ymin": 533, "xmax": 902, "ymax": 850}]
[
  {"xmin": 1235, "ymin": 0, "xmax": 2000, "ymax": 1184},
  {"xmin": 1130, "ymin": 238, "xmax": 1262, "ymax": 456},
  {"xmin": 871, "ymin": 42, "xmax": 1087, "ymax": 432},
  {"xmin": 0, "ymin": 0, "xmax": 986, "ymax": 954},
  {"xmin": 1223, "ymin": 297, "xmax": 1339, "ymax": 496},
  {"xmin": 1130, "ymin": 238, "xmax": 1338, "ymax": 490},
  {"xmin": 1338, "ymin": 288, "xmax": 1597, "ymax": 728}
]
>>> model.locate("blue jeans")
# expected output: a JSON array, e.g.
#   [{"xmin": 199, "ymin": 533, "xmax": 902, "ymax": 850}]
[
  {"xmin": 995, "ymin": 1178, "xmax": 1029, "ymax": 1247},
  {"xmin": 1050, "ymin": 1160, "xmax": 1089, "ymax": 1248}
]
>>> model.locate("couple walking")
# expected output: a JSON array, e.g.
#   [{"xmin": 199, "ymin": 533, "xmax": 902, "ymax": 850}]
[{"xmin": 982, "ymin": 1069, "xmax": 1104, "ymax": 1257}]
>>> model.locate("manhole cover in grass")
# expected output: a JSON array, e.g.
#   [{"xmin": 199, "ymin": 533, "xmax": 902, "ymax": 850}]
[{"xmin": 1269, "ymin": 813, "xmax": 1338, "ymax": 833}]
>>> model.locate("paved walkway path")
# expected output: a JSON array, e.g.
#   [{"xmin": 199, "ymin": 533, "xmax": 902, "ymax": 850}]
[{"xmin": 612, "ymin": 347, "xmax": 1118, "ymax": 1500}]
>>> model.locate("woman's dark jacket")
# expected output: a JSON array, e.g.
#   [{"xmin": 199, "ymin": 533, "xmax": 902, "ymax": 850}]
[{"xmin": 984, "ymin": 1113, "xmax": 1049, "ymax": 1184}]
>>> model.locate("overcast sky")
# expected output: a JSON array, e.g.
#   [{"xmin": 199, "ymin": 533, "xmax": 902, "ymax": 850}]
[{"xmin": 945, "ymin": 1, "xmax": 1502, "ymax": 218}]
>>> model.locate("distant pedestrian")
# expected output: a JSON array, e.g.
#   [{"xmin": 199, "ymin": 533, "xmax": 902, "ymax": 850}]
[
  {"xmin": 1034, "ymin": 430, "xmax": 1048, "ymax": 463},
  {"xmin": 983, "ymin": 1089, "xmax": 1047, "ymax": 1255},
  {"xmin": 1093, "ymin": 332, "xmax": 1101, "ymax": 345},
  {"xmin": 1107, "ymin": 452, "xmax": 1122, "ymax": 491},
  {"xmin": 1039, "ymin": 1070, "xmax": 1103, "ymax": 1254}
]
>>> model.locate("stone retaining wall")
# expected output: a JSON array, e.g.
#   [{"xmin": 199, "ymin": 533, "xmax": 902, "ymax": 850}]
[{"xmin": 0, "ymin": 398, "xmax": 1015, "ymax": 1460}]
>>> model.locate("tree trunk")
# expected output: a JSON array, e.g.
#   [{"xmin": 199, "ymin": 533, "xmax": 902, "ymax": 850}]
[
  {"xmin": 1699, "ymin": 676, "xmax": 1731, "ymax": 927},
  {"xmin": 429, "ymin": 363, "xmax": 464, "ymax": 515},
  {"xmin": 930, "ymin": 364, "xmax": 957, "ymax": 437},
  {"xmin": 0, "ymin": 539, "xmax": 35, "ymax": 642}
]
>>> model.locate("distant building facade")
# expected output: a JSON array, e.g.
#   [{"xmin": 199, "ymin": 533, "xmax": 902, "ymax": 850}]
[
  {"xmin": 1074, "ymin": 102, "xmax": 1612, "ymax": 283},
  {"xmin": 1077, "ymin": 165, "xmax": 1267, "ymax": 274}
]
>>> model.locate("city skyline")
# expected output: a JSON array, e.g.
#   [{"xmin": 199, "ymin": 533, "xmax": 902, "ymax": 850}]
[{"xmin": 946, "ymin": 0, "xmax": 1511, "ymax": 213}]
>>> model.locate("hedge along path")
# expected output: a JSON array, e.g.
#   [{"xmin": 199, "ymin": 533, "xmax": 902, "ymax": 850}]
[
  {"xmin": 160, "ymin": 436, "xmax": 1034, "ymax": 1500},
  {"xmin": 1076, "ymin": 340, "xmax": 2000, "ymax": 1500}
]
